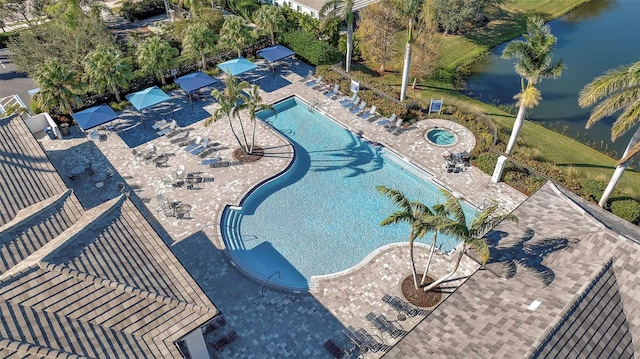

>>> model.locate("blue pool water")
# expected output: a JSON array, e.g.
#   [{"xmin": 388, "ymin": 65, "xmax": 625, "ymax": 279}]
[
  {"xmin": 221, "ymin": 98, "xmax": 475, "ymax": 290},
  {"xmin": 426, "ymin": 128, "xmax": 457, "ymax": 146}
]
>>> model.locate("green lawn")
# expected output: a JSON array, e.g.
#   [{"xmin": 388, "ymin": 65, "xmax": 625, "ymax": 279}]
[{"xmin": 392, "ymin": 0, "xmax": 640, "ymax": 198}]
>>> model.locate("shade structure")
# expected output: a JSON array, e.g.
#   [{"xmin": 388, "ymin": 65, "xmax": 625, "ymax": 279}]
[
  {"xmin": 257, "ymin": 45, "xmax": 295, "ymax": 63},
  {"xmin": 126, "ymin": 86, "xmax": 171, "ymax": 111},
  {"xmin": 217, "ymin": 57, "xmax": 257, "ymax": 76},
  {"xmin": 175, "ymin": 71, "xmax": 217, "ymax": 93},
  {"xmin": 71, "ymin": 104, "xmax": 118, "ymax": 131}
]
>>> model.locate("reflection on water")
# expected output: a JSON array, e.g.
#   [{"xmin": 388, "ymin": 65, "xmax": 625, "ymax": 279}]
[{"xmin": 464, "ymin": 0, "xmax": 640, "ymax": 159}]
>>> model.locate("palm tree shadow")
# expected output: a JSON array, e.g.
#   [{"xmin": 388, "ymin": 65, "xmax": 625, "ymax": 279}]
[{"xmin": 485, "ymin": 228, "xmax": 578, "ymax": 286}]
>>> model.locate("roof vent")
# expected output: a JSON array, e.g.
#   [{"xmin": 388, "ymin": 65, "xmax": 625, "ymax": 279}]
[{"xmin": 528, "ymin": 300, "xmax": 542, "ymax": 311}]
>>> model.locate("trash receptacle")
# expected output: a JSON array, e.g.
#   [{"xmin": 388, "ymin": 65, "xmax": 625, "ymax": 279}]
[{"xmin": 45, "ymin": 127, "xmax": 55, "ymax": 140}]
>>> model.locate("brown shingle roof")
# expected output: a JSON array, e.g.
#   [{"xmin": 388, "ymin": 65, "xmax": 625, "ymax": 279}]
[
  {"xmin": 385, "ymin": 182, "xmax": 640, "ymax": 358},
  {"xmin": 0, "ymin": 113, "xmax": 217, "ymax": 358}
]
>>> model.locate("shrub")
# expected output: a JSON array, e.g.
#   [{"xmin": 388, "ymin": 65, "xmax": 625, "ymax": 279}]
[
  {"xmin": 610, "ymin": 199, "xmax": 640, "ymax": 224},
  {"xmin": 577, "ymin": 178, "xmax": 607, "ymax": 202},
  {"xmin": 110, "ymin": 100, "xmax": 131, "ymax": 112},
  {"xmin": 120, "ymin": 0, "xmax": 165, "ymax": 22},
  {"xmin": 280, "ymin": 30, "xmax": 340, "ymax": 65},
  {"xmin": 473, "ymin": 152, "xmax": 499, "ymax": 175},
  {"xmin": 0, "ymin": 30, "xmax": 19, "ymax": 49}
]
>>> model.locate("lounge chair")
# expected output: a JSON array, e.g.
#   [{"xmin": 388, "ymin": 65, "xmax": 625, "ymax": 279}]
[
  {"xmin": 359, "ymin": 105, "xmax": 377, "ymax": 120},
  {"xmin": 341, "ymin": 95, "xmax": 359, "ymax": 109},
  {"xmin": 305, "ymin": 75, "xmax": 323, "ymax": 87},
  {"xmin": 350, "ymin": 101, "xmax": 366, "ymax": 114},
  {"xmin": 344, "ymin": 97, "xmax": 361, "ymax": 111},
  {"xmin": 322, "ymin": 340, "xmax": 347, "ymax": 359},
  {"xmin": 190, "ymin": 138, "xmax": 209, "ymax": 155},
  {"xmin": 201, "ymin": 151, "xmax": 221, "ymax": 165},
  {"xmin": 184, "ymin": 136, "xmax": 202, "ymax": 152},
  {"xmin": 323, "ymin": 84, "xmax": 340, "ymax": 98},
  {"xmin": 382, "ymin": 294, "xmax": 423, "ymax": 317},
  {"xmin": 386, "ymin": 117, "xmax": 404, "ymax": 132},
  {"xmin": 156, "ymin": 120, "xmax": 176, "ymax": 136},
  {"xmin": 339, "ymin": 93, "xmax": 357, "ymax": 106},
  {"xmin": 377, "ymin": 113, "xmax": 397, "ymax": 128},
  {"xmin": 152, "ymin": 119, "xmax": 168, "ymax": 130},
  {"xmin": 213, "ymin": 331, "xmax": 239, "ymax": 351}
]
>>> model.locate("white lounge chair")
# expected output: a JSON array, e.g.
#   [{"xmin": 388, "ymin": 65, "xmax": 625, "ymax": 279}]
[
  {"xmin": 359, "ymin": 105, "xmax": 377, "ymax": 120},
  {"xmin": 201, "ymin": 151, "xmax": 221, "ymax": 165},
  {"xmin": 156, "ymin": 120, "xmax": 176, "ymax": 136},
  {"xmin": 341, "ymin": 95, "xmax": 359, "ymax": 108},
  {"xmin": 152, "ymin": 119, "xmax": 168, "ymax": 130},
  {"xmin": 339, "ymin": 93, "xmax": 357, "ymax": 106},
  {"xmin": 305, "ymin": 75, "xmax": 323, "ymax": 87},
  {"xmin": 350, "ymin": 101, "xmax": 366, "ymax": 114},
  {"xmin": 323, "ymin": 84, "xmax": 340, "ymax": 98},
  {"xmin": 344, "ymin": 97, "xmax": 361, "ymax": 110},
  {"xmin": 190, "ymin": 138, "xmax": 209, "ymax": 155},
  {"xmin": 377, "ymin": 113, "xmax": 397, "ymax": 127},
  {"xmin": 184, "ymin": 136, "xmax": 202, "ymax": 152},
  {"xmin": 387, "ymin": 117, "xmax": 404, "ymax": 132}
]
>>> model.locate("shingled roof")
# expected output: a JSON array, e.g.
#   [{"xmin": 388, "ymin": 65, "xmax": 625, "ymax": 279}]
[
  {"xmin": 0, "ymin": 114, "xmax": 217, "ymax": 358},
  {"xmin": 385, "ymin": 182, "xmax": 640, "ymax": 358}
]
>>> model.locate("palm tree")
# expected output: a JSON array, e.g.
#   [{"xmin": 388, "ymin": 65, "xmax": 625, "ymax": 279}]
[
  {"xmin": 136, "ymin": 36, "xmax": 179, "ymax": 86},
  {"xmin": 398, "ymin": 0, "xmax": 423, "ymax": 101},
  {"xmin": 578, "ymin": 61, "xmax": 640, "ymax": 207},
  {"xmin": 253, "ymin": 5, "xmax": 286, "ymax": 46},
  {"xmin": 233, "ymin": 84, "xmax": 275, "ymax": 154},
  {"xmin": 320, "ymin": 0, "xmax": 355, "ymax": 73},
  {"xmin": 422, "ymin": 190, "xmax": 518, "ymax": 292},
  {"xmin": 500, "ymin": 16, "xmax": 565, "ymax": 156},
  {"xmin": 182, "ymin": 23, "xmax": 217, "ymax": 70},
  {"xmin": 377, "ymin": 185, "xmax": 435, "ymax": 290},
  {"xmin": 219, "ymin": 16, "xmax": 254, "ymax": 58},
  {"xmin": 33, "ymin": 59, "xmax": 83, "ymax": 114},
  {"xmin": 83, "ymin": 45, "xmax": 133, "ymax": 102},
  {"xmin": 204, "ymin": 73, "xmax": 251, "ymax": 152}
]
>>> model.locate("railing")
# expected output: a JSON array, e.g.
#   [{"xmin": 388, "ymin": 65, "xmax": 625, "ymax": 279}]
[{"xmin": 260, "ymin": 271, "xmax": 281, "ymax": 296}]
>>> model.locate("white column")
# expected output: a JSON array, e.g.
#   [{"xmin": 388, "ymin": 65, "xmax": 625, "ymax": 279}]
[{"xmin": 491, "ymin": 155, "xmax": 508, "ymax": 183}]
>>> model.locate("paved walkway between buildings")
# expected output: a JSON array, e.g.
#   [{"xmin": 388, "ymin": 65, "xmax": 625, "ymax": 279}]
[{"xmin": 39, "ymin": 58, "xmax": 526, "ymax": 358}]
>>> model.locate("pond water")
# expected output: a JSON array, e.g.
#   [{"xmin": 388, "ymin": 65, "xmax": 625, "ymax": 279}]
[{"xmin": 464, "ymin": 0, "xmax": 640, "ymax": 158}]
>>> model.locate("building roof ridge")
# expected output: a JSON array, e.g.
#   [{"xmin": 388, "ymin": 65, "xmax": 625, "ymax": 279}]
[
  {"xmin": 0, "ymin": 195, "xmax": 125, "ymax": 281},
  {"xmin": 0, "ymin": 189, "xmax": 73, "ymax": 235},
  {"xmin": 38, "ymin": 261, "xmax": 215, "ymax": 316},
  {"xmin": 0, "ymin": 336, "xmax": 83, "ymax": 359}
]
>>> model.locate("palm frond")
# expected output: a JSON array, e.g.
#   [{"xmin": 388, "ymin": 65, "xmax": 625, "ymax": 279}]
[
  {"xmin": 611, "ymin": 93, "xmax": 640, "ymax": 140},
  {"xmin": 376, "ymin": 185, "xmax": 411, "ymax": 210},
  {"xmin": 465, "ymin": 237, "xmax": 490, "ymax": 264},
  {"xmin": 579, "ymin": 61, "xmax": 640, "ymax": 108},
  {"xmin": 587, "ymin": 86, "xmax": 640, "ymax": 133}
]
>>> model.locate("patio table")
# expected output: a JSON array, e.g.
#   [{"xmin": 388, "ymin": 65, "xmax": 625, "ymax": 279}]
[
  {"xmin": 71, "ymin": 165, "xmax": 86, "ymax": 176},
  {"xmin": 154, "ymin": 155, "xmax": 169, "ymax": 167},
  {"xmin": 175, "ymin": 204, "xmax": 191, "ymax": 219}
]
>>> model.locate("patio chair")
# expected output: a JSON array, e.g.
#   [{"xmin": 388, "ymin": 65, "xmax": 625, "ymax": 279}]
[
  {"xmin": 156, "ymin": 120, "xmax": 177, "ymax": 136},
  {"xmin": 201, "ymin": 151, "xmax": 221, "ymax": 165},
  {"xmin": 344, "ymin": 326, "xmax": 370, "ymax": 352},
  {"xmin": 359, "ymin": 105, "xmax": 377, "ymax": 120},
  {"xmin": 344, "ymin": 97, "xmax": 361, "ymax": 111},
  {"xmin": 323, "ymin": 340, "xmax": 347, "ymax": 359},
  {"xmin": 305, "ymin": 74, "xmax": 323, "ymax": 87},
  {"xmin": 382, "ymin": 294, "xmax": 420, "ymax": 317},
  {"xmin": 341, "ymin": 95, "xmax": 359, "ymax": 109},
  {"xmin": 386, "ymin": 117, "xmax": 404, "ymax": 132},
  {"xmin": 152, "ymin": 119, "xmax": 168, "ymax": 130},
  {"xmin": 184, "ymin": 136, "xmax": 202, "ymax": 152},
  {"xmin": 377, "ymin": 113, "xmax": 397, "ymax": 128},
  {"xmin": 190, "ymin": 138, "xmax": 209, "ymax": 155},
  {"xmin": 350, "ymin": 101, "xmax": 367, "ymax": 115},
  {"xmin": 339, "ymin": 93, "xmax": 357, "ymax": 106},
  {"xmin": 323, "ymin": 84, "xmax": 340, "ymax": 98}
]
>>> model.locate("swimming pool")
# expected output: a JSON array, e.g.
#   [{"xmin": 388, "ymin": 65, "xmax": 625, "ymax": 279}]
[{"xmin": 221, "ymin": 97, "xmax": 475, "ymax": 290}]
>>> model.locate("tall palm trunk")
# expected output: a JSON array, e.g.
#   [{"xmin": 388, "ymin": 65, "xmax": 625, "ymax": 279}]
[
  {"xmin": 227, "ymin": 114, "xmax": 244, "ymax": 150},
  {"xmin": 409, "ymin": 239, "xmax": 419, "ymax": 289},
  {"xmin": 598, "ymin": 127, "xmax": 640, "ymax": 206},
  {"xmin": 420, "ymin": 232, "xmax": 437, "ymax": 286},
  {"xmin": 400, "ymin": 18, "xmax": 414, "ymax": 101},
  {"xmin": 345, "ymin": 18, "xmax": 353, "ymax": 73},
  {"xmin": 422, "ymin": 244, "xmax": 465, "ymax": 292},
  {"xmin": 201, "ymin": 54, "xmax": 207, "ymax": 70},
  {"xmin": 235, "ymin": 112, "xmax": 250, "ymax": 153},
  {"xmin": 250, "ymin": 116, "xmax": 256, "ymax": 154},
  {"xmin": 506, "ymin": 102, "xmax": 527, "ymax": 155},
  {"xmin": 158, "ymin": 70, "xmax": 166, "ymax": 86}
]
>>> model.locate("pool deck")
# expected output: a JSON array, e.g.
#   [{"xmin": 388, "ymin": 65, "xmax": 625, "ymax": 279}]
[{"xmin": 39, "ymin": 59, "xmax": 527, "ymax": 358}]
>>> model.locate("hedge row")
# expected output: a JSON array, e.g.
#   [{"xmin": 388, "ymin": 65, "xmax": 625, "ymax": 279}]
[
  {"xmin": 120, "ymin": 0, "xmax": 166, "ymax": 22},
  {"xmin": 279, "ymin": 30, "xmax": 340, "ymax": 66}
]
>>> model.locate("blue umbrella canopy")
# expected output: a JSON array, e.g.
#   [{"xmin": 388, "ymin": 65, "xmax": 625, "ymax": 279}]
[
  {"xmin": 175, "ymin": 71, "xmax": 217, "ymax": 93},
  {"xmin": 71, "ymin": 104, "xmax": 118, "ymax": 131},
  {"xmin": 126, "ymin": 86, "xmax": 171, "ymax": 111},
  {"xmin": 216, "ymin": 57, "xmax": 257, "ymax": 76},
  {"xmin": 257, "ymin": 45, "xmax": 295, "ymax": 63}
]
